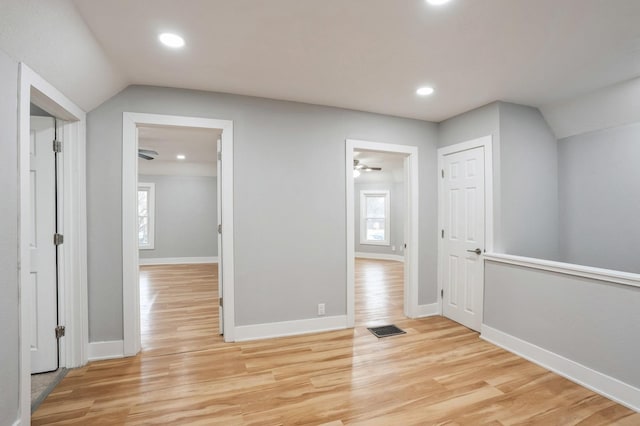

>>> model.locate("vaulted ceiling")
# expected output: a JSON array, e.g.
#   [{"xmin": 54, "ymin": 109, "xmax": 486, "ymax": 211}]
[{"xmin": 2, "ymin": 0, "xmax": 639, "ymax": 124}]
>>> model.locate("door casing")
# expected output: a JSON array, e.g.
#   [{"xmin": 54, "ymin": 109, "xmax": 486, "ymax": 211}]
[
  {"xmin": 437, "ymin": 136, "xmax": 494, "ymax": 324},
  {"xmin": 18, "ymin": 63, "xmax": 88, "ymax": 426},
  {"xmin": 122, "ymin": 112, "xmax": 235, "ymax": 356},
  {"xmin": 346, "ymin": 139, "xmax": 419, "ymax": 325}
]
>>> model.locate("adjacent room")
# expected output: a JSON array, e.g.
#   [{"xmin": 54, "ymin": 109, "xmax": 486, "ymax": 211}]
[{"xmin": 1, "ymin": 1, "xmax": 639, "ymax": 424}]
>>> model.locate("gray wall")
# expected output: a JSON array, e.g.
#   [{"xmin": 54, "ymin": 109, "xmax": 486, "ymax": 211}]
[
  {"xmin": 485, "ymin": 261, "xmax": 640, "ymax": 388},
  {"xmin": 558, "ymin": 123, "xmax": 640, "ymax": 273},
  {"xmin": 138, "ymin": 175, "xmax": 218, "ymax": 259},
  {"xmin": 498, "ymin": 102, "xmax": 559, "ymax": 259},
  {"xmin": 87, "ymin": 85, "xmax": 439, "ymax": 340},
  {"xmin": 438, "ymin": 102, "xmax": 504, "ymax": 251},
  {"xmin": 354, "ymin": 182, "xmax": 404, "ymax": 257},
  {"xmin": 0, "ymin": 48, "xmax": 20, "ymax": 426},
  {"xmin": 438, "ymin": 102, "xmax": 559, "ymax": 259}
]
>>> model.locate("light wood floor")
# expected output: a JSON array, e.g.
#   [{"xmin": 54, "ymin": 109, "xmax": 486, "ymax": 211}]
[{"xmin": 33, "ymin": 259, "xmax": 639, "ymax": 425}]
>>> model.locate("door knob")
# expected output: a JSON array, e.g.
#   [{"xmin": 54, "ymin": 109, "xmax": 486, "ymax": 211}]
[{"xmin": 467, "ymin": 248, "xmax": 482, "ymax": 255}]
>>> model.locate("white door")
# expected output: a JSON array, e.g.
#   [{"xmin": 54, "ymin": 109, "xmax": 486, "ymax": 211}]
[
  {"xmin": 29, "ymin": 116, "xmax": 59, "ymax": 373},
  {"xmin": 441, "ymin": 146, "xmax": 485, "ymax": 331},
  {"xmin": 216, "ymin": 138, "xmax": 224, "ymax": 335}
]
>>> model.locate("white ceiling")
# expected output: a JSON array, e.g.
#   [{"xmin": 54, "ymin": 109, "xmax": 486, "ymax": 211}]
[
  {"xmin": 138, "ymin": 125, "xmax": 221, "ymax": 163},
  {"xmin": 71, "ymin": 0, "xmax": 640, "ymax": 122},
  {"xmin": 354, "ymin": 150, "xmax": 406, "ymax": 184},
  {"xmin": 1, "ymin": 1, "xmax": 639, "ymax": 125},
  {"xmin": 137, "ymin": 125, "xmax": 220, "ymax": 176}
]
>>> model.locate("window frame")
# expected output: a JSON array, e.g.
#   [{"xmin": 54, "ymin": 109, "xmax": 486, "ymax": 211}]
[
  {"xmin": 137, "ymin": 182, "xmax": 156, "ymax": 250},
  {"xmin": 359, "ymin": 189, "xmax": 390, "ymax": 246}
]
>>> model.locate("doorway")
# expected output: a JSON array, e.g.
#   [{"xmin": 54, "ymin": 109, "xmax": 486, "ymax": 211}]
[
  {"xmin": 346, "ymin": 139, "xmax": 419, "ymax": 327},
  {"xmin": 18, "ymin": 64, "xmax": 88, "ymax": 425},
  {"xmin": 122, "ymin": 113, "xmax": 235, "ymax": 355},
  {"xmin": 135, "ymin": 124, "xmax": 221, "ymax": 353},
  {"xmin": 437, "ymin": 136, "xmax": 493, "ymax": 332},
  {"xmin": 352, "ymin": 150, "xmax": 408, "ymax": 325}
]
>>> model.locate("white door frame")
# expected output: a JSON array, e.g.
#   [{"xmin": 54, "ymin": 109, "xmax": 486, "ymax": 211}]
[
  {"xmin": 437, "ymin": 135, "xmax": 494, "ymax": 318},
  {"xmin": 18, "ymin": 63, "xmax": 88, "ymax": 425},
  {"xmin": 346, "ymin": 139, "xmax": 419, "ymax": 325},
  {"xmin": 122, "ymin": 112, "xmax": 235, "ymax": 355}
]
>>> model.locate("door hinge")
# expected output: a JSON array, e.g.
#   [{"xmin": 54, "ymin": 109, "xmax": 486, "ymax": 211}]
[
  {"xmin": 217, "ymin": 151, "xmax": 221, "ymax": 161},
  {"xmin": 55, "ymin": 325, "xmax": 65, "ymax": 339},
  {"xmin": 441, "ymin": 169, "xmax": 444, "ymax": 178},
  {"xmin": 441, "ymin": 289, "xmax": 444, "ymax": 298},
  {"xmin": 441, "ymin": 229, "xmax": 444, "ymax": 238},
  {"xmin": 218, "ymin": 224, "xmax": 222, "ymax": 234},
  {"xmin": 53, "ymin": 140, "xmax": 62, "ymax": 153},
  {"xmin": 54, "ymin": 233, "xmax": 64, "ymax": 245},
  {"xmin": 219, "ymin": 297, "xmax": 223, "ymax": 307}
]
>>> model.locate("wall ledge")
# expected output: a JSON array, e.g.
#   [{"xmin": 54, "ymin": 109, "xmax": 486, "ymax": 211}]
[
  {"xmin": 481, "ymin": 325, "xmax": 640, "ymax": 413},
  {"xmin": 484, "ymin": 253, "xmax": 640, "ymax": 289}
]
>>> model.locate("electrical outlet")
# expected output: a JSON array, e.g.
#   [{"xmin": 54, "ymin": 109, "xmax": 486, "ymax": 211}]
[
  {"xmin": 318, "ymin": 303, "xmax": 325, "ymax": 316},
  {"xmin": 392, "ymin": 245, "xmax": 396, "ymax": 251}
]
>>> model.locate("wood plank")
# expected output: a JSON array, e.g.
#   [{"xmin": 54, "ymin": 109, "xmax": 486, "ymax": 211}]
[{"xmin": 32, "ymin": 260, "xmax": 640, "ymax": 425}]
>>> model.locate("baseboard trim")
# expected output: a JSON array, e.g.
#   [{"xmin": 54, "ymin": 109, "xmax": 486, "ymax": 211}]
[
  {"xmin": 355, "ymin": 252, "xmax": 404, "ymax": 262},
  {"xmin": 139, "ymin": 256, "xmax": 218, "ymax": 265},
  {"xmin": 88, "ymin": 340, "xmax": 124, "ymax": 361},
  {"xmin": 235, "ymin": 315, "xmax": 348, "ymax": 342},
  {"xmin": 415, "ymin": 303, "xmax": 440, "ymax": 318},
  {"xmin": 481, "ymin": 325, "xmax": 640, "ymax": 413}
]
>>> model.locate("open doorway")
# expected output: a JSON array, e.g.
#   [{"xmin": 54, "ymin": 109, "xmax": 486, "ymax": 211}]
[
  {"xmin": 352, "ymin": 150, "xmax": 408, "ymax": 326},
  {"xmin": 135, "ymin": 125, "xmax": 221, "ymax": 355},
  {"xmin": 18, "ymin": 64, "xmax": 88, "ymax": 425},
  {"xmin": 121, "ymin": 112, "xmax": 235, "ymax": 356},
  {"xmin": 346, "ymin": 139, "xmax": 419, "ymax": 328}
]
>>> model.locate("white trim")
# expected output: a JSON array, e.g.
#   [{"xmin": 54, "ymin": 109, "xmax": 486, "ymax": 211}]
[
  {"xmin": 437, "ymin": 135, "xmax": 493, "ymax": 325},
  {"xmin": 137, "ymin": 182, "xmax": 155, "ymax": 250},
  {"xmin": 346, "ymin": 139, "xmax": 419, "ymax": 325},
  {"xmin": 416, "ymin": 303, "xmax": 441, "ymax": 317},
  {"xmin": 481, "ymin": 325, "xmax": 640, "ymax": 413},
  {"xmin": 88, "ymin": 340, "xmax": 124, "ymax": 361},
  {"xmin": 355, "ymin": 252, "xmax": 404, "ymax": 262},
  {"xmin": 359, "ymin": 189, "xmax": 391, "ymax": 246},
  {"xmin": 484, "ymin": 253, "xmax": 640, "ymax": 289},
  {"xmin": 139, "ymin": 256, "xmax": 218, "ymax": 265},
  {"xmin": 234, "ymin": 315, "xmax": 348, "ymax": 342},
  {"xmin": 18, "ymin": 63, "xmax": 88, "ymax": 426},
  {"xmin": 123, "ymin": 112, "xmax": 235, "ymax": 356}
]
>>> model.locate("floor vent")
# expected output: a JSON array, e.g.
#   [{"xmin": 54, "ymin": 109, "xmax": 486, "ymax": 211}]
[{"xmin": 367, "ymin": 324, "xmax": 406, "ymax": 338}]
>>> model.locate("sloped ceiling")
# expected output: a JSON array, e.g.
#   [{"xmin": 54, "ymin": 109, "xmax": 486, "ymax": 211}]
[
  {"xmin": 1, "ymin": 0, "xmax": 639, "ymax": 130},
  {"xmin": 0, "ymin": 0, "xmax": 127, "ymax": 111}
]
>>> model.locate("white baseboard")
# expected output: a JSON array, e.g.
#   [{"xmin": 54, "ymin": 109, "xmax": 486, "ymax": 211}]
[
  {"xmin": 235, "ymin": 315, "xmax": 348, "ymax": 342},
  {"xmin": 355, "ymin": 252, "xmax": 404, "ymax": 262},
  {"xmin": 481, "ymin": 325, "xmax": 640, "ymax": 413},
  {"xmin": 88, "ymin": 340, "xmax": 124, "ymax": 361},
  {"xmin": 139, "ymin": 256, "xmax": 218, "ymax": 265},
  {"xmin": 415, "ymin": 303, "xmax": 440, "ymax": 318}
]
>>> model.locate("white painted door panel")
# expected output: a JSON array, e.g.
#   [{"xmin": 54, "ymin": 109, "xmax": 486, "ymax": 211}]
[
  {"xmin": 217, "ymin": 138, "xmax": 224, "ymax": 335},
  {"xmin": 30, "ymin": 116, "xmax": 58, "ymax": 373},
  {"xmin": 442, "ymin": 146, "xmax": 485, "ymax": 331}
]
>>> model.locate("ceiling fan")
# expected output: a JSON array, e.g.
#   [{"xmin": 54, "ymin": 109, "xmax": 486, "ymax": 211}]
[
  {"xmin": 138, "ymin": 149, "xmax": 158, "ymax": 160},
  {"xmin": 353, "ymin": 159, "xmax": 382, "ymax": 172}
]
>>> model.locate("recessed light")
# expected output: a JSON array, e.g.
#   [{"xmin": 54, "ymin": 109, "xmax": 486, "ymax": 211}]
[
  {"xmin": 416, "ymin": 87, "xmax": 435, "ymax": 96},
  {"xmin": 426, "ymin": 0, "xmax": 451, "ymax": 5},
  {"xmin": 159, "ymin": 33, "xmax": 185, "ymax": 48},
  {"xmin": 176, "ymin": 154, "xmax": 186, "ymax": 160}
]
